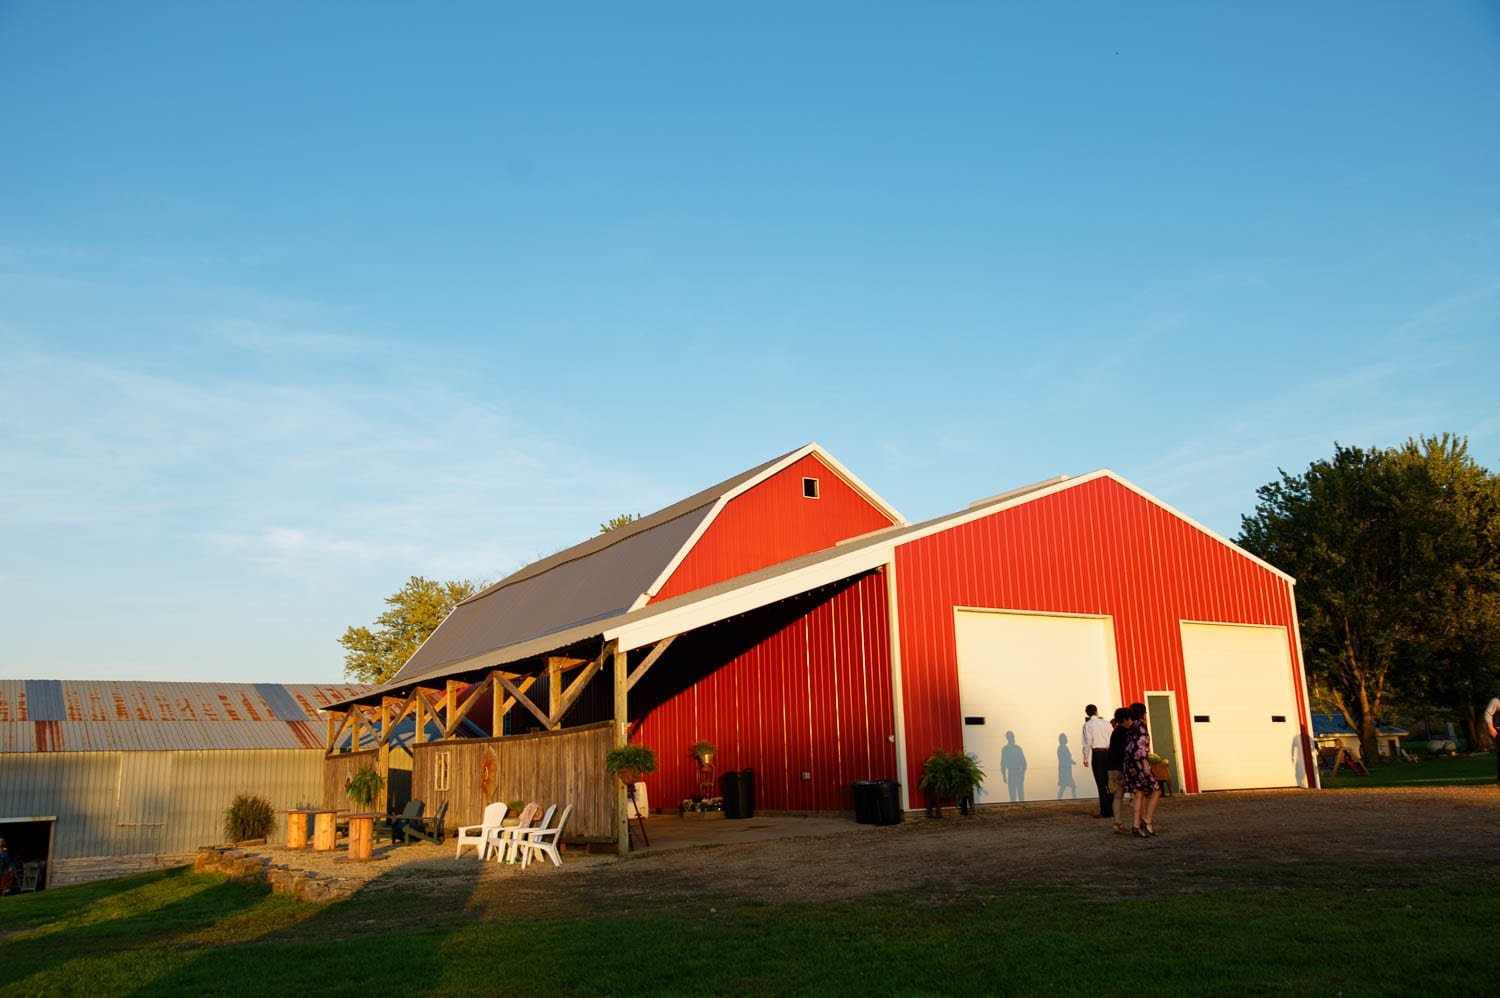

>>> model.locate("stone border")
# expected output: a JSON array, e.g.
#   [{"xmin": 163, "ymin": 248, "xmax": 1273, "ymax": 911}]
[{"xmin": 194, "ymin": 846, "xmax": 352, "ymax": 902}]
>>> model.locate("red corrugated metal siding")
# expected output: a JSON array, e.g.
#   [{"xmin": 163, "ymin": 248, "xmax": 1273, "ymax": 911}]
[
  {"xmin": 632, "ymin": 572, "xmax": 898, "ymax": 811},
  {"xmin": 894, "ymin": 476, "xmax": 1309, "ymax": 803},
  {"xmin": 651, "ymin": 455, "xmax": 897, "ymax": 603}
]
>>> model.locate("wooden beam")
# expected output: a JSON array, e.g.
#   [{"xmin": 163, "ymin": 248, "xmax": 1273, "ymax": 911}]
[
  {"xmin": 551, "ymin": 642, "xmax": 611, "ymax": 727},
  {"xmin": 414, "ymin": 694, "xmax": 427, "ymax": 745},
  {"xmin": 446, "ymin": 681, "xmax": 462, "ymax": 735},
  {"xmin": 627, "ymin": 635, "xmax": 676, "ymax": 692},
  {"xmin": 325, "ymin": 709, "xmax": 350, "ymax": 757},
  {"xmin": 375, "ymin": 690, "xmax": 422, "ymax": 746},
  {"xmin": 547, "ymin": 657, "xmax": 562, "ymax": 729},
  {"xmin": 491, "ymin": 673, "xmax": 503, "ymax": 737},
  {"xmin": 494, "ymin": 674, "xmax": 538, "ymax": 726},
  {"xmin": 496, "ymin": 673, "xmax": 552, "ymax": 729},
  {"xmin": 443, "ymin": 678, "xmax": 492, "ymax": 738},
  {"xmin": 613, "ymin": 642, "xmax": 628, "ymax": 853}
]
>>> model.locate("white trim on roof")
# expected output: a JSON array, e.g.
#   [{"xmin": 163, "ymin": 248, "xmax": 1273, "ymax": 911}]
[
  {"xmin": 631, "ymin": 442, "xmax": 906, "ymax": 608},
  {"xmin": 612, "ymin": 544, "xmax": 892, "ymax": 651},
  {"xmin": 329, "ymin": 465, "xmax": 1291, "ymax": 706}
]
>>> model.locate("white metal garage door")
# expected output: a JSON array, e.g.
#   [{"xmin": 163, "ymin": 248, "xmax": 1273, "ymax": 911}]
[
  {"xmin": 1180, "ymin": 622, "xmax": 1306, "ymax": 790},
  {"xmin": 954, "ymin": 610, "xmax": 1117, "ymax": 805}
]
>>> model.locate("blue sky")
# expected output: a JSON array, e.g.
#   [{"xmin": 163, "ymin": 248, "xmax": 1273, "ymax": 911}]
[{"xmin": 3, "ymin": 2, "xmax": 1497, "ymax": 683}]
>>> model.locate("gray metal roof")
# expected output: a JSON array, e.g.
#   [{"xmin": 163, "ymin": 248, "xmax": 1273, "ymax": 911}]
[
  {"xmin": 389, "ymin": 446, "xmax": 806, "ymax": 684},
  {"xmin": 0, "ymin": 680, "xmax": 370, "ymax": 753}
]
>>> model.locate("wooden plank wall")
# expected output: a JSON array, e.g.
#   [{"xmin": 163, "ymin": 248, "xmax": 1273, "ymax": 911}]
[
  {"xmin": 411, "ymin": 721, "xmax": 614, "ymax": 842},
  {"xmin": 323, "ymin": 749, "xmax": 384, "ymax": 812}
]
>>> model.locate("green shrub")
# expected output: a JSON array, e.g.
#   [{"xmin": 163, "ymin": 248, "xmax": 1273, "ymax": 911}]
[{"xmin": 222, "ymin": 793, "xmax": 275, "ymax": 843}]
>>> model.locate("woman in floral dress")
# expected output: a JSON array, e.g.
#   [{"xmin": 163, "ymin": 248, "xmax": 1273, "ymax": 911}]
[{"xmin": 1123, "ymin": 701, "xmax": 1162, "ymax": 836}]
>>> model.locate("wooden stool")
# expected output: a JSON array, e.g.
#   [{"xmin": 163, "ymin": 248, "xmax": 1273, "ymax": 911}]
[
  {"xmin": 312, "ymin": 810, "xmax": 339, "ymax": 851},
  {"xmin": 344, "ymin": 812, "xmax": 384, "ymax": 862},
  {"xmin": 283, "ymin": 809, "xmax": 314, "ymax": 849}
]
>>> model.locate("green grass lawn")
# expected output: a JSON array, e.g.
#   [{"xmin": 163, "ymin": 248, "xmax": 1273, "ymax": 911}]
[
  {"xmin": 1322, "ymin": 750, "xmax": 1496, "ymax": 789},
  {"xmin": 2, "ymin": 858, "xmax": 1495, "ymax": 996}
]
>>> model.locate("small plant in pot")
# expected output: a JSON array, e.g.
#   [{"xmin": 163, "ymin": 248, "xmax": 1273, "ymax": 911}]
[
  {"xmin": 605, "ymin": 744, "xmax": 658, "ymax": 787},
  {"xmin": 345, "ymin": 766, "xmax": 385, "ymax": 811},
  {"xmin": 691, "ymin": 739, "xmax": 716, "ymax": 767},
  {"xmin": 919, "ymin": 749, "xmax": 986, "ymax": 817}
]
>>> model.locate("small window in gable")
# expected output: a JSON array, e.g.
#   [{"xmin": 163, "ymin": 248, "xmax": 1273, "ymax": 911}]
[{"xmin": 802, "ymin": 477, "xmax": 820, "ymax": 499}]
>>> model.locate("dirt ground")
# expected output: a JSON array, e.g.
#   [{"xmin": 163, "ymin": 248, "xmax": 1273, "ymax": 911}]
[{"xmin": 242, "ymin": 786, "xmax": 1498, "ymax": 917}]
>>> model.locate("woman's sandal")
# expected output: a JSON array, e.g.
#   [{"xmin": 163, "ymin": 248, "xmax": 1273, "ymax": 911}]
[
  {"xmin": 1112, "ymin": 824, "xmax": 1130, "ymax": 835},
  {"xmin": 1131, "ymin": 825, "xmax": 1147, "ymax": 838}
]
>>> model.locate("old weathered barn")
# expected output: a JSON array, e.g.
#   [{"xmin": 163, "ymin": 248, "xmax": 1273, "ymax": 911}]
[
  {"xmin": 326, "ymin": 444, "xmax": 1313, "ymax": 848},
  {"xmin": 0, "ymin": 680, "xmax": 365, "ymax": 886}
]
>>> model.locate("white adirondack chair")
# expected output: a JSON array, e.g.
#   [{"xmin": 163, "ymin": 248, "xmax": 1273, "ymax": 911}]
[
  {"xmin": 488, "ymin": 802, "xmax": 544, "ymax": 864},
  {"xmin": 516, "ymin": 803, "xmax": 575, "ymax": 869},
  {"xmin": 455, "ymin": 801, "xmax": 508, "ymax": 859}
]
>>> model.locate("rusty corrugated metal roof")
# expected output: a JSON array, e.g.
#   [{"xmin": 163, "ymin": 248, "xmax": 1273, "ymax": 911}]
[{"xmin": 0, "ymin": 680, "xmax": 370, "ymax": 753}]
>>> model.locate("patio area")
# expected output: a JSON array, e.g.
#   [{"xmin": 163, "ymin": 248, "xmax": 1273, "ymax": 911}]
[{"xmin": 622, "ymin": 811, "xmax": 879, "ymax": 853}]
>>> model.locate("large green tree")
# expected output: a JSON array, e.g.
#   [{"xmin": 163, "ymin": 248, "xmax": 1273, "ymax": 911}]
[
  {"xmin": 1238, "ymin": 435, "xmax": 1500, "ymax": 760},
  {"xmin": 339, "ymin": 576, "xmax": 480, "ymax": 684}
]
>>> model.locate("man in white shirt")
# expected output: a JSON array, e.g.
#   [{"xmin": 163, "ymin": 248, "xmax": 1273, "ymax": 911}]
[
  {"xmin": 1081, "ymin": 704, "xmax": 1114, "ymax": 818},
  {"xmin": 1484, "ymin": 697, "xmax": 1499, "ymax": 785}
]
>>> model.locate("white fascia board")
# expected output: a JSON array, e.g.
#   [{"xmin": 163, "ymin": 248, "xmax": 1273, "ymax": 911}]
[
  {"xmin": 630, "ymin": 493, "xmax": 731, "ymax": 611},
  {"xmin": 887, "ymin": 468, "xmax": 1295, "ymax": 586},
  {"xmin": 1099, "ymin": 472, "xmax": 1295, "ymax": 584},
  {"xmin": 631, "ymin": 441, "xmax": 905, "ymax": 609},
  {"xmin": 804, "ymin": 442, "xmax": 908, "ymax": 525},
  {"xmin": 609, "ymin": 542, "xmax": 895, "ymax": 652}
]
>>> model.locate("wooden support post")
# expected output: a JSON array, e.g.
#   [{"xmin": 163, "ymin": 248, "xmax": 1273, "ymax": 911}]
[
  {"xmin": 446, "ymin": 681, "xmax": 462, "ymax": 736},
  {"xmin": 547, "ymin": 656, "xmax": 564, "ymax": 730},
  {"xmin": 325, "ymin": 711, "xmax": 338, "ymax": 756},
  {"xmin": 492, "ymin": 672, "xmax": 503, "ymax": 738},
  {"xmin": 613, "ymin": 641, "xmax": 628, "ymax": 853},
  {"xmin": 414, "ymin": 695, "xmax": 427, "ymax": 745}
]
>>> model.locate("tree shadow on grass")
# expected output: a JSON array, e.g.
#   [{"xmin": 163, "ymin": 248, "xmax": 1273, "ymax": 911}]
[
  {"xmin": 124, "ymin": 849, "xmax": 503, "ymax": 996},
  {"xmin": 0, "ymin": 868, "xmax": 297, "ymax": 992}
]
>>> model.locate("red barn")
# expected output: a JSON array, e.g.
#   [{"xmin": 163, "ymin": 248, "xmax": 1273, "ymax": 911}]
[{"xmin": 328, "ymin": 444, "xmax": 1312, "ymax": 844}]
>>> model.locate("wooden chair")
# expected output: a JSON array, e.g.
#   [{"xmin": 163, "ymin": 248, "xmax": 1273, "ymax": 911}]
[
  {"xmin": 403, "ymin": 800, "xmax": 450, "ymax": 845},
  {"xmin": 516, "ymin": 804, "xmax": 575, "ymax": 870},
  {"xmin": 455, "ymin": 802, "xmax": 508, "ymax": 859},
  {"xmin": 377, "ymin": 799, "xmax": 425, "ymax": 845},
  {"xmin": 19, "ymin": 862, "xmax": 41, "ymax": 892}
]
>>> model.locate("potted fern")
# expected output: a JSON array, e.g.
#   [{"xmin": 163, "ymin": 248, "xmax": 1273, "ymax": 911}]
[
  {"xmin": 919, "ymin": 749, "xmax": 986, "ymax": 817},
  {"xmin": 691, "ymin": 739, "xmax": 716, "ymax": 767},
  {"xmin": 605, "ymin": 744, "xmax": 657, "ymax": 787},
  {"xmin": 345, "ymin": 766, "xmax": 385, "ymax": 810}
]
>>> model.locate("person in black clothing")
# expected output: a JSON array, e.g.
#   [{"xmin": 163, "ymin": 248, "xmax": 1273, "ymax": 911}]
[{"xmin": 1106, "ymin": 708, "xmax": 1131, "ymax": 835}]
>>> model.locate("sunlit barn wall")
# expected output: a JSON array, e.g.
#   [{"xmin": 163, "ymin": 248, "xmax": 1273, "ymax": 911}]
[
  {"xmin": 0, "ymin": 749, "xmax": 323, "ymax": 886},
  {"xmin": 893, "ymin": 475, "xmax": 1309, "ymax": 804}
]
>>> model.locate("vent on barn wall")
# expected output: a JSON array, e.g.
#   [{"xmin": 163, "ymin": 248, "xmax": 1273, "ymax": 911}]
[{"xmin": 803, "ymin": 477, "xmax": 820, "ymax": 499}]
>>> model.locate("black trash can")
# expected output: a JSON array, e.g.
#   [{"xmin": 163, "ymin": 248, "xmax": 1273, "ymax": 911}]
[
  {"xmin": 737, "ymin": 768, "xmax": 755, "ymax": 819},
  {"xmin": 871, "ymin": 780, "xmax": 903, "ymax": 826},
  {"xmin": 852, "ymin": 780, "xmax": 877, "ymax": 824},
  {"xmin": 720, "ymin": 770, "xmax": 744, "ymax": 820}
]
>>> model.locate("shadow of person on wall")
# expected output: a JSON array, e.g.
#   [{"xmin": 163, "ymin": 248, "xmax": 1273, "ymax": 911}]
[
  {"xmin": 1056, "ymin": 733, "xmax": 1078, "ymax": 800},
  {"xmin": 1000, "ymin": 731, "xmax": 1027, "ymax": 803}
]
